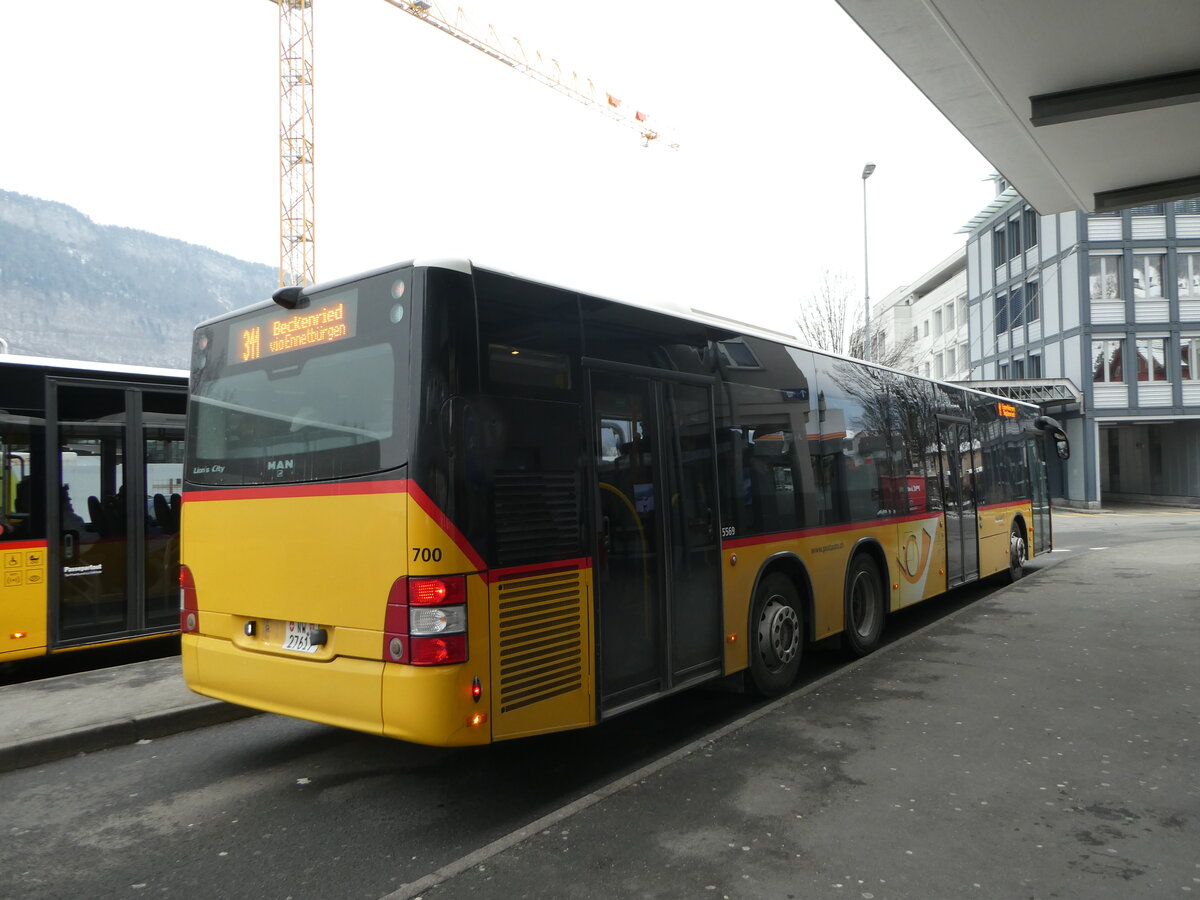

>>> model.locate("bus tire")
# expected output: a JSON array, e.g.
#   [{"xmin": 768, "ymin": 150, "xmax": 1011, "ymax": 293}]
[
  {"xmin": 843, "ymin": 553, "xmax": 885, "ymax": 658},
  {"xmin": 749, "ymin": 573, "xmax": 804, "ymax": 697},
  {"xmin": 999, "ymin": 522, "xmax": 1026, "ymax": 584}
]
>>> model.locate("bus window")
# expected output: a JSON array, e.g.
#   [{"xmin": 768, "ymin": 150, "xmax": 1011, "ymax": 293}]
[{"xmin": 1, "ymin": 416, "xmax": 43, "ymax": 541}]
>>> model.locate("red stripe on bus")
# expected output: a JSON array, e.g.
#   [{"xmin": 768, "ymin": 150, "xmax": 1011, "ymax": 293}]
[
  {"xmin": 486, "ymin": 557, "xmax": 591, "ymax": 584},
  {"xmin": 0, "ymin": 539, "xmax": 48, "ymax": 551},
  {"xmin": 976, "ymin": 501, "xmax": 1029, "ymax": 513},
  {"xmin": 181, "ymin": 479, "xmax": 410, "ymax": 502},
  {"xmin": 721, "ymin": 512, "xmax": 940, "ymax": 550},
  {"xmin": 405, "ymin": 481, "xmax": 488, "ymax": 572}
]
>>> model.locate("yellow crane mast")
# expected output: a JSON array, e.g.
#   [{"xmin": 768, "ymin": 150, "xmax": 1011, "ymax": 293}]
[
  {"xmin": 274, "ymin": 0, "xmax": 316, "ymax": 287},
  {"xmin": 272, "ymin": 0, "xmax": 675, "ymax": 287}
]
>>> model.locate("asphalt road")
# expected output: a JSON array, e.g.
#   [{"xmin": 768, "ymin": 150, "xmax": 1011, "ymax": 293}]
[{"xmin": 1, "ymin": 505, "xmax": 1195, "ymax": 900}]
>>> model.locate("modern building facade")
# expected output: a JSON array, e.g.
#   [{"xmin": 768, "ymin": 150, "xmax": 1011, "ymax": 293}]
[
  {"xmin": 873, "ymin": 250, "xmax": 970, "ymax": 383},
  {"xmin": 959, "ymin": 181, "xmax": 1200, "ymax": 508}
]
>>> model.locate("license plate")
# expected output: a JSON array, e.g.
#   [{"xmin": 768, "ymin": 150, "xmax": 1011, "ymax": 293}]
[{"xmin": 281, "ymin": 621, "xmax": 321, "ymax": 654}]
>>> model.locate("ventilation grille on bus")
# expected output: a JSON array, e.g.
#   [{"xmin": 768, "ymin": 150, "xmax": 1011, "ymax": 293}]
[
  {"xmin": 493, "ymin": 471, "xmax": 579, "ymax": 567},
  {"xmin": 496, "ymin": 569, "xmax": 585, "ymax": 714}
]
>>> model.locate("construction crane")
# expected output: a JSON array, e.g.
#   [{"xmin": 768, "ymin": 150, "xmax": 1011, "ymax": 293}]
[
  {"xmin": 274, "ymin": 0, "xmax": 316, "ymax": 288},
  {"xmin": 271, "ymin": 0, "xmax": 675, "ymax": 286}
]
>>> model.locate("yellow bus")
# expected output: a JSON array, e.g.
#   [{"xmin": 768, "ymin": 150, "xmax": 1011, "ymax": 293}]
[
  {"xmin": 1, "ymin": 355, "xmax": 187, "ymax": 663},
  {"xmin": 181, "ymin": 259, "xmax": 1069, "ymax": 745}
]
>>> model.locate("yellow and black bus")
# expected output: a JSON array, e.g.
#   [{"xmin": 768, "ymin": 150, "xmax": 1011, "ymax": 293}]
[
  {"xmin": 181, "ymin": 259, "xmax": 1069, "ymax": 746},
  {"xmin": 1, "ymin": 355, "xmax": 187, "ymax": 663}
]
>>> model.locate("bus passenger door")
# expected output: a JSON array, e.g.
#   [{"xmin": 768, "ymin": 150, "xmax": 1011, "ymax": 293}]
[
  {"xmin": 1028, "ymin": 435, "xmax": 1052, "ymax": 556},
  {"xmin": 50, "ymin": 382, "xmax": 185, "ymax": 645},
  {"xmin": 938, "ymin": 418, "xmax": 979, "ymax": 587},
  {"xmin": 590, "ymin": 370, "xmax": 723, "ymax": 715}
]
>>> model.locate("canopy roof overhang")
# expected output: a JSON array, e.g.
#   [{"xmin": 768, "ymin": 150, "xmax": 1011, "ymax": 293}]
[{"xmin": 835, "ymin": 0, "xmax": 1200, "ymax": 214}]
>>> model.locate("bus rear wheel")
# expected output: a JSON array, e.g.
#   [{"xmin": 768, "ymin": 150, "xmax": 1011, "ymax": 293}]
[
  {"xmin": 844, "ymin": 554, "xmax": 885, "ymax": 658},
  {"xmin": 749, "ymin": 573, "xmax": 803, "ymax": 697}
]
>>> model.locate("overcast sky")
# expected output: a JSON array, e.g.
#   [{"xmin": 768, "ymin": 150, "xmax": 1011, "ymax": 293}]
[{"xmin": 1, "ymin": 0, "xmax": 996, "ymax": 335}]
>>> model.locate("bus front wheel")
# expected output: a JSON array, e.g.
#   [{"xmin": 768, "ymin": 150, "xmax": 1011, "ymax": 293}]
[
  {"xmin": 844, "ymin": 554, "xmax": 885, "ymax": 658},
  {"xmin": 749, "ymin": 573, "xmax": 804, "ymax": 697},
  {"xmin": 999, "ymin": 523, "xmax": 1027, "ymax": 584}
]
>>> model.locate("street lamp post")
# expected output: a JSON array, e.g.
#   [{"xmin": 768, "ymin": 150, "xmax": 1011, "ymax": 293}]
[{"xmin": 861, "ymin": 163, "xmax": 876, "ymax": 361}]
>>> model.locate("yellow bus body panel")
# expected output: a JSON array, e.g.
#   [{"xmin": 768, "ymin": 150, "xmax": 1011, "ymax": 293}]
[
  {"xmin": 184, "ymin": 632, "xmax": 385, "ymax": 734},
  {"xmin": 1, "ymin": 542, "xmax": 48, "ymax": 662},
  {"xmin": 183, "ymin": 489, "xmax": 406, "ymax": 629},
  {"xmin": 719, "ymin": 514, "xmax": 952, "ymax": 674},
  {"xmin": 487, "ymin": 565, "xmax": 596, "ymax": 741},
  {"xmin": 182, "ymin": 484, "xmax": 498, "ymax": 746},
  {"xmin": 977, "ymin": 502, "xmax": 1032, "ymax": 577}
]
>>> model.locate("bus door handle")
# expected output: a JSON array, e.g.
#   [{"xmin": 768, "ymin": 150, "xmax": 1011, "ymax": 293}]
[
  {"xmin": 602, "ymin": 515, "xmax": 611, "ymax": 551},
  {"xmin": 63, "ymin": 531, "xmax": 76, "ymax": 561},
  {"xmin": 440, "ymin": 396, "xmax": 467, "ymax": 457}
]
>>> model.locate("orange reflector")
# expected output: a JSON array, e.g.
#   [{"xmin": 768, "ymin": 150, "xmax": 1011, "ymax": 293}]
[
  {"xmin": 472, "ymin": 676, "xmax": 482, "ymax": 702},
  {"xmin": 727, "ymin": 633, "xmax": 737, "ymax": 643},
  {"xmin": 467, "ymin": 712, "xmax": 487, "ymax": 728},
  {"xmin": 11, "ymin": 631, "xmax": 27, "ymax": 640}
]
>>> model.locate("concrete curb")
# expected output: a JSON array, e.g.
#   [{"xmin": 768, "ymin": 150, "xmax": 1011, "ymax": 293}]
[{"xmin": 0, "ymin": 700, "xmax": 260, "ymax": 775}]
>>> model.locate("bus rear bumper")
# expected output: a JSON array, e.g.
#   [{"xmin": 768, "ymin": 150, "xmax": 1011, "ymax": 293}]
[{"xmin": 183, "ymin": 634, "xmax": 385, "ymax": 737}]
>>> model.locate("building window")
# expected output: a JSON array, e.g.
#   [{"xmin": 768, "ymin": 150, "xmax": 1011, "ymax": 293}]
[
  {"xmin": 960, "ymin": 342, "xmax": 969, "ymax": 371},
  {"xmin": 994, "ymin": 228, "xmax": 1007, "ymax": 267},
  {"xmin": 1011, "ymin": 358, "xmax": 1025, "ymax": 379},
  {"xmin": 944, "ymin": 302, "xmax": 955, "ymax": 331},
  {"xmin": 1173, "ymin": 198, "xmax": 1200, "ymax": 215},
  {"xmin": 934, "ymin": 309, "xmax": 943, "ymax": 334},
  {"xmin": 1026, "ymin": 281, "xmax": 1041, "ymax": 323},
  {"xmin": 1129, "ymin": 203, "xmax": 1165, "ymax": 215},
  {"xmin": 1136, "ymin": 338, "xmax": 1167, "ymax": 382},
  {"xmin": 1010, "ymin": 287, "xmax": 1025, "ymax": 328},
  {"xmin": 1182, "ymin": 337, "xmax": 1200, "ymax": 381},
  {"xmin": 1089, "ymin": 255, "xmax": 1123, "ymax": 300},
  {"xmin": 1022, "ymin": 208, "xmax": 1038, "ymax": 250},
  {"xmin": 922, "ymin": 363, "xmax": 930, "ymax": 378},
  {"xmin": 923, "ymin": 320, "xmax": 930, "ymax": 337},
  {"xmin": 1009, "ymin": 217, "xmax": 1022, "ymax": 260},
  {"xmin": 1132, "ymin": 254, "xmax": 1165, "ymax": 299},
  {"xmin": 995, "ymin": 293, "xmax": 1008, "ymax": 333},
  {"xmin": 1029, "ymin": 354, "xmax": 1042, "ymax": 378},
  {"xmin": 1178, "ymin": 252, "xmax": 1200, "ymax": 298},
  {"xmin": 945, "ymin": 346, "xmax": 956, "ymax": 374},
  {"xmin": 1092, "ymin": 339, "xmax": 1124, "ymax": 383},
  {"xmin": 912, "ymin": 326, "xmax": 919, "ymax": 341},
  {"xmin": 998, "ymin": 362, "xmax": 1009, "ymax": 379}
]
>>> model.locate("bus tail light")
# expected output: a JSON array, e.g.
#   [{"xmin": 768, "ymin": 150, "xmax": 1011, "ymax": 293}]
[
  {"xmin": 382, "ymin": 576, "xmax": 468, "ymax": 665},
  {"xmin": 180, "ymin": 565, "xmax": 199, "ymax": 634}
]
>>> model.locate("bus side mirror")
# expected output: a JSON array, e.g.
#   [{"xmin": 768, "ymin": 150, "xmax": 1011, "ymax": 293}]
[{"xmin": 1034, "ymin": 415, "xmax": 1070, "ymax": 460}]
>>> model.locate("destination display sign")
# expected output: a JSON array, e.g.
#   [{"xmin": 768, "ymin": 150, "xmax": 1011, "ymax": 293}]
[
  {"xmin": 229, "ymin": 290, "xmax": 358, "ymax": 364},
  {"xmin": 997, "ymin": 401, "xmax": 1018, "ymax": 419}
]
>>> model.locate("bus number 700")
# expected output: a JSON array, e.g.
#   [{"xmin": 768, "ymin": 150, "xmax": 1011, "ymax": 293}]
[{"xmin": 412, "ymin": 547, "xmax": 442, "ymax": 563}]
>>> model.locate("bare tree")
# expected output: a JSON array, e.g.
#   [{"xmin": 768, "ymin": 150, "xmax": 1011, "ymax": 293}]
[
  {"xmin": 796, "ymin": 270, "xmax": 915, "ymax": 370},
  {"xmin": 795, "ymin": 270, "xmax": 854, "ymax": 356}
]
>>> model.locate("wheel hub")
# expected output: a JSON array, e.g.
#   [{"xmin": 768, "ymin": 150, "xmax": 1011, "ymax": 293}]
[{"xmin": 758, "ymin": 598, "xmax": 800, "ymax": 670}]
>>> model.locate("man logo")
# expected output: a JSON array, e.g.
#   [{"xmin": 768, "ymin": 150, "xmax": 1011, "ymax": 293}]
[{"xmin": 267, "ymin": 459, "xmax": 295, "ymax": 477}]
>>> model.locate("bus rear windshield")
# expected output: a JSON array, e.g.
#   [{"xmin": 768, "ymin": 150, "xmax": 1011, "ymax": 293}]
[{"xmin": 187, "ymin": 279, "xmax": 409, "ymax": 486}]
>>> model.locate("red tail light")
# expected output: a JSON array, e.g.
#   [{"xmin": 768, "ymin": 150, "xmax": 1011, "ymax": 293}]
[
  {"xmin": 382, "ymin": 576, "xmax": 468, "ymax": 665},
  {"xmin": 179, "ymin": 565, "xmax": 199, "ymax": 634}
]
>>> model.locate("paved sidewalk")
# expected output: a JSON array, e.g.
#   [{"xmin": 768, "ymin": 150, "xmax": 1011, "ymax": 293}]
[
  {"xmin": 3, "ymin": 526, "xmax": 1197, "ymax": 899},
  {"xmin": 0, "ymin": 656, "xmax": 256, "ymax": 773}
]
